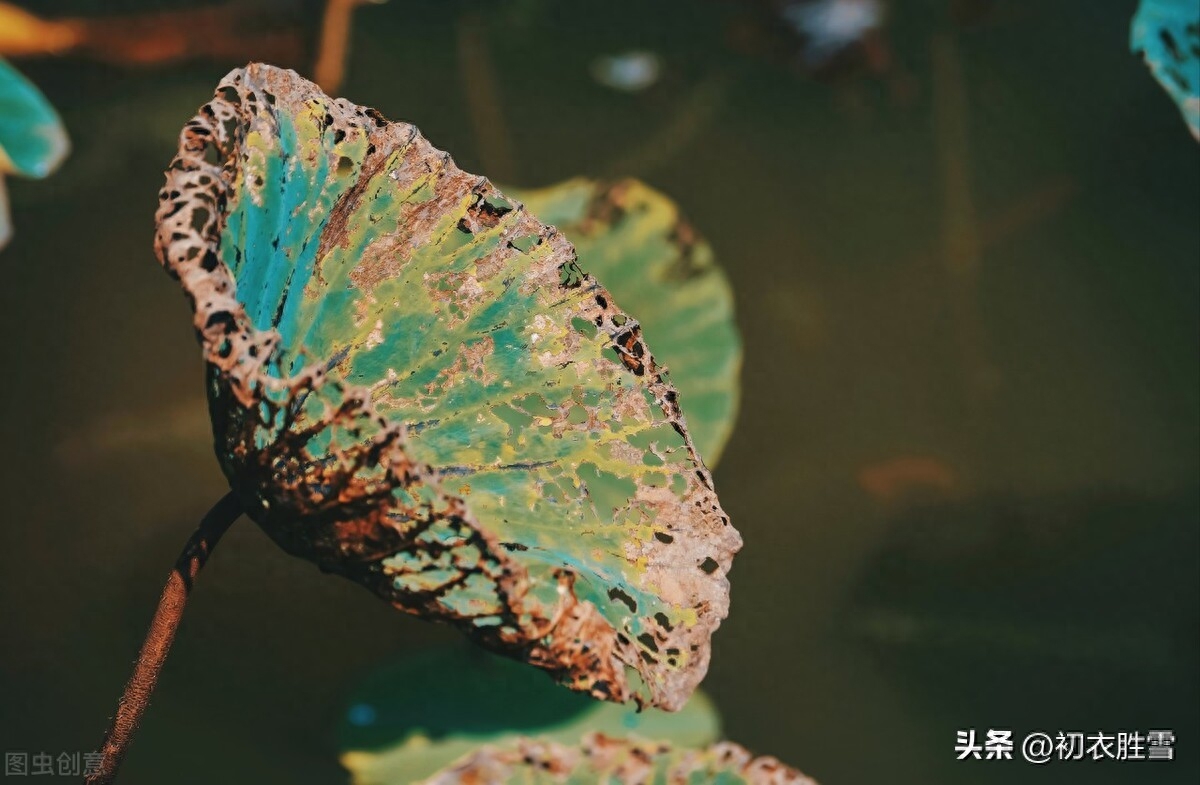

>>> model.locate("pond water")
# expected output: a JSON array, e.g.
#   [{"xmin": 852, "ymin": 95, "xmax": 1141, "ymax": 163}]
[{"xmin": 1, "ymin": 1, "xmax": 1196, "ymax": 783}]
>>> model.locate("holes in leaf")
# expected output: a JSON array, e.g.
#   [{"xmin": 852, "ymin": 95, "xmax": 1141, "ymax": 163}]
[
  {"xmin": 607, "ymin": 587, "xmax": 637, "ymax": 614},
  {"xmin": 190, "ymin": 207, "xmax": 210, "ymax": 234},
  {"xmin": 458, "ymin": 192, "xmax": 512, "ymax": 234},
  {"xmin": 205, "ymin": 310, "xmax": 236, "ymax": 333},
  {"xmin": 612, "ymin": 327, "xmax": 646, "ymax": 376},
  {"xmin": 558, "ymin": 259, "xmax": 585, "ymax": 289},
  {"xmin": 220, "ymin": 116, "xmax": 238, "ymax": 145},
  {"xmin": 508, "ymin": 234, "xmax": 541, "ymax": 253}
]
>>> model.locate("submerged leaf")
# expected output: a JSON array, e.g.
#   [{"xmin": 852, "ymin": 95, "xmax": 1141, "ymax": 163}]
[
  {"xmin": 510, "ymin": 179, "xmax": 741, "ymax": 466},
  {"xmin": 589, "ymin": 51, "xmax": 663, "ymax": 93},
  {"xmin": 416, "ymin": 733, "xmax": 815, "ymax": 785},
  {"xmin": 1131, "ymin": 0, "xmax": 1200, "ymax": 140},
  {"xmin": 782, "ymin": 0, "xmax": 884, "ymax": 67},
  {"xmin": 339, "ymin": 647, "xmax": 720, "ymax": 785},
  {"xmin": 154, "ymin": 64, "xmax": 741, "ymax": 711},
  {"xmin": 0, "ymin": 57, "xmax": 69, "ymax": 247}
]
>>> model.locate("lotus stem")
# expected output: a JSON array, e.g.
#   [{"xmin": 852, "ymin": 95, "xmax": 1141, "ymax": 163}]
[
  {"xmin": 456, "ymin": 11, "xmax": 518, "ymax": 182},
  {"xmin": 313, "ymin": 0, "xmax": 370, "ymax": 93},
  {"xmin": 84, "ymin": 492, "xmax": 243, "ymax": 785}
]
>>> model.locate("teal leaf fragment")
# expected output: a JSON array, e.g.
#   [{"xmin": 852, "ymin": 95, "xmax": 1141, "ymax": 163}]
[
  {"xmin": 153, "ymin": 64, "xmax": 741, "ymax": 711},
  {"xmin": 1131, "ymin": 0, "xmax": 1200, "ymax": 140},
  {"xmin": 0, "ymin": 57, "xmax": 69, "ymax": 248},
  {"xmin": 339, "ymin": 646, "xmax": 720, "ymax": 784}
]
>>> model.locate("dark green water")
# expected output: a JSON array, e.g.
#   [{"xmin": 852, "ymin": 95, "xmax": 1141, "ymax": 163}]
[{"xmin": 1, "ymin": 1, "xmax": 1197, "ymax": 783}]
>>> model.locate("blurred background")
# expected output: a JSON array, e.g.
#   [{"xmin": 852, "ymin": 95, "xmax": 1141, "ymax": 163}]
[{"xmin": 0, "ymin": 1, "xmax": 1197, "ymax": 783}]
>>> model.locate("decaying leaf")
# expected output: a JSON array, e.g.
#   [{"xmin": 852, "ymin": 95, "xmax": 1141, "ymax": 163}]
[
  {"xmin": 338, "ymin": 647, "xmax": 720, "ymax": 785},
  {"xmin": 0, "ymin": 57, "xmax": 68, "ymax": 248},
  {"xmin": 510, "ymin": 179, "xmax": 741, "ymax": 466},
  {"xmin": 416, "ymin": 733, "xmax": 815, "ymax": 785},
  {"xmin": 154, "ymin": 64, "xmax": 741, "ymax": 711},
  {"xmin": 1131, "ymin": 0, "xmax": 1200, "ymax": 140}
]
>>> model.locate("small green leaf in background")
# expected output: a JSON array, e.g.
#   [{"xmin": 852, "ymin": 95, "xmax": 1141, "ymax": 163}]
[
  {"xmin": 416, "ymin": 732, "xmax": 816, "ymax": 785},
  {"xmin": 511, "ymin": 178, "xmax": 742, "ymax": 466},
  {"xmin": 338, "ymin": 645, "xmax": 720, "ymax": 785},
  {"xmin": 0, "ymin": 57, "xmax": 69, "ymax": 248},
  {"xmin": 1131, "ymin": 0, "xmax": 1200, "ymax": 140}
]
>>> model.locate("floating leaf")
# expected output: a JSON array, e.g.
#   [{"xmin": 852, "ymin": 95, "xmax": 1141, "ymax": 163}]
[
  {"xmin": 339, "ymin": 646, "xmax": 720, "ymax": 785},
  {"xmin": 416, "ymin": 733, "xmax": 816, "ymax": 785},
  {"xmin": 1131, "ymin": 0, "xmax": 1200, "ymax": 140},
  {"xmin": 154, "ymin": 64, "xmax": 741, "ymax": 711},
  {"xmin": 509, "ymin": 179, "xmax": 741, "ymax": 466},
  {"xmin": 0, "ymin": 57, "xmax": 69, "ymax": 248}
]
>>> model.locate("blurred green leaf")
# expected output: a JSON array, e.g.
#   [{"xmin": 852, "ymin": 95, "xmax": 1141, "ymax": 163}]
[
  {"xmin": 0, "ymin": 57, "xmax": 68, "ymax": 247},
  {"xmin": 413, "ymin": 733, "xmax": 814, "ymax": 785},
  {"xmin": 339, "ymin": 646, "xmax": 720, "ymax": 785},
  {"xmin": 1131, "ymin": 0, "xmax": 1200, "ymax": 140},
  {"xmin": 511, "ymin": 179, "xmax": 742, "ymax": 466}
]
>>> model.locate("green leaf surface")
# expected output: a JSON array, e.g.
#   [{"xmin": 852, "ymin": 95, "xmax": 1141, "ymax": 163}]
[
  {"xmin": 339, "ymin": 646, "xmax": 720, "ymax": 785},
  {"xmin": 154, "ymin": 64, "xmax": 741, "ymax": 711},
  {"xmin": 509, "ymin": 179, "xmax": 741, "ymax": 466}
]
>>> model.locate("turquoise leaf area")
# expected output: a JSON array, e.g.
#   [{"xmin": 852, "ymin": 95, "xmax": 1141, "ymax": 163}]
[
  {"xmin": 1131, "ymin": 0, "xmax": 1200, "ymax": 140},
  {"xmin": 153, "ymin": 64, "xmax": 741, "ymax": 712},
  {"xmin": 0, "ymin": 58, "xmax": 69, "ymax": 248}
]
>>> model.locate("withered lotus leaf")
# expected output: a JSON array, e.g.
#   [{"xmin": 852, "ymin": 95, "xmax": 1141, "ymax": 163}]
[
  {"xmin": 417, "ymin": 733, "xmax": 816, "ymax": 785},
  {"xmin": 153, "ymin": 64, "xmax": 741, "ymax": 710}
]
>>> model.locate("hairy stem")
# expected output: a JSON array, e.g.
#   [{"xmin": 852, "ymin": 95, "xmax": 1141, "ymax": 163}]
[{"xmin": 85, "ymin": 492, "xmax": 243, "ymax": 785}]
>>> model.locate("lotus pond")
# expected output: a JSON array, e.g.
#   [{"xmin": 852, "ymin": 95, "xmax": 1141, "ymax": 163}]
[{"xmin": 0, "ymin": 1, "xmax": 1196, "ymax": 784}]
